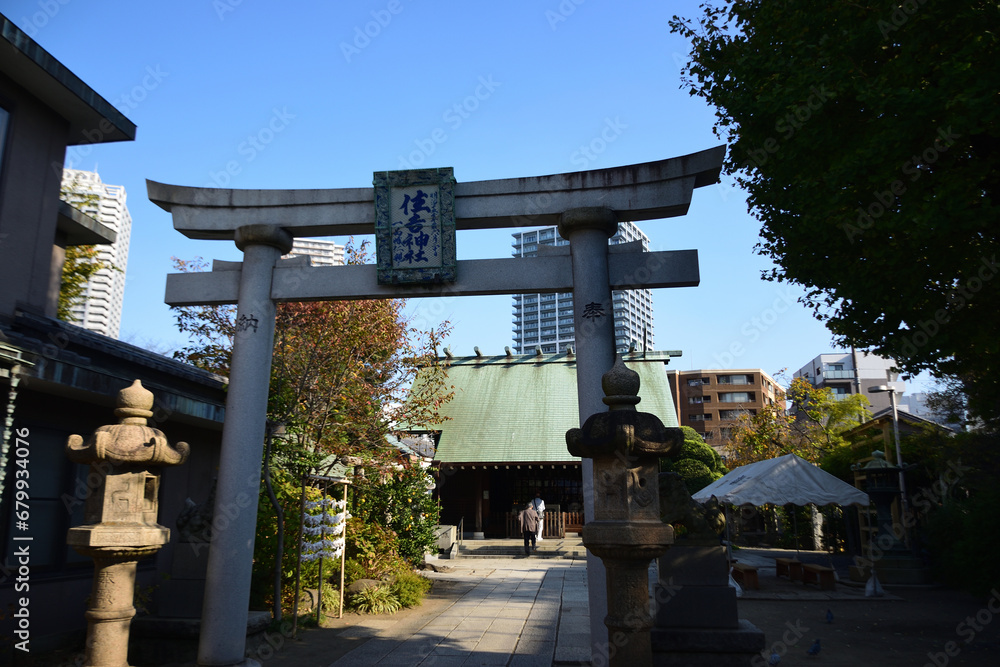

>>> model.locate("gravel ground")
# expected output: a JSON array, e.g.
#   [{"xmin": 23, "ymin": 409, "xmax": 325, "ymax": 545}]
[{"xmin": 740, "ymin": 585, "xmax": 1000, "ymax": 667}]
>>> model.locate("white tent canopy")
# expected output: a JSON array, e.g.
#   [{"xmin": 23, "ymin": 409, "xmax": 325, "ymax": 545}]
[{"xmin": 692, "ymin": 453, "xmax": 870, "ymax": 507}]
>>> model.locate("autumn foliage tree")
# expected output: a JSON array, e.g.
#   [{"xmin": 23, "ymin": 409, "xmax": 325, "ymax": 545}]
[
  {"xmin": 267, "ymin": 297, "xmax": 452, "ymax": 477},
  {"xmin": 58, "ymin": 245, "xmax": 109, "ymax": 321},
  {"xmin": 727, "ymin": 377, "xmax": 870, "ymax": 467},
  {"xmin": 171, "ymin": 243, "xmax": 453, "ymax": 471},
  {"xmin": 173, "ymin": 241, "xmax": 452, "ymax": 610}
]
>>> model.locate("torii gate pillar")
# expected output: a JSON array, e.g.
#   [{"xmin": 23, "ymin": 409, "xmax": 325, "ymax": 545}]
[
  {"xmin": 559, "ymin": 206, "xmax": 618, "ymax": 655},
  {"xmin": 148, "ymin": 147, "xmax": 724, "ymax": 667},
  {"xmin": 198, "ymin": 225, "xmax": 291, "ymax": 667}
]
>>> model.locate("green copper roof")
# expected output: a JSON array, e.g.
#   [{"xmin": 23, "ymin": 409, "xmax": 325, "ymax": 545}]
[{"xmin": 414, "ymin": 352, "xmax": 679, "ymax": 464}]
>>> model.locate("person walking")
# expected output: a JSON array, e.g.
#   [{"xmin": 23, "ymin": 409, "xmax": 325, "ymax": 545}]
[
  {"xmin": 532, "ymin": 491, "xmax": 546, "ymax": 541},
  {"xmin": 518, "ymin": 502, "xmax": 539, "ymax": 555}
]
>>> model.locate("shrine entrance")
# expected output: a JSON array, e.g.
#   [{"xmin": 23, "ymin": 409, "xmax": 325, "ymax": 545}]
[{"xmin": 148, "ymin": 146, "xmax": 724, "ymax": 666}]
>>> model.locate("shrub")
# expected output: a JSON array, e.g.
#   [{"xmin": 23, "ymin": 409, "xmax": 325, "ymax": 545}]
[
  {"xmin": 391, "ymin": 570, "xmax": 432, "ymax": 608},
  {"xmin": 351, "ymin": 464, "xmax": 440, "ymax": 564},
  {"xmin": 320, "ymin": 583, "xmax": 342, "ymax": 616},
  {"xmin": 662, "ymin": 426, "xmax": 727, "ymax": 494},
  {"xmin": 251, "ymin": 469, "xmax": 331, "ymax": 612},
  {"xmin": 343, "ymin": 558, "xmax": 367, "ymax": 586},
  {"xmin": 344, "ymin": 517, "xmax": 409, "ymax": 580},
  {"xmin": 352, "ymin": 584, "xmax": 402, "ymax": 615},
  {"xmin": 926, "ymin": 488, "xmax": 1000, "ymax": 597}
]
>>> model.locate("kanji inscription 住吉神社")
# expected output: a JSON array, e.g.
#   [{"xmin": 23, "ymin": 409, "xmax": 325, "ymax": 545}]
[{"xmin": 374, "ymin": 167, "xmax": 456, "ymax": 284}]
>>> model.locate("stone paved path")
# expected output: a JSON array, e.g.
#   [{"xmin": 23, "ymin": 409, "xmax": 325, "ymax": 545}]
[{"xmin": 322, "ymin": 558, "xmax": 590, "ymax": 666}]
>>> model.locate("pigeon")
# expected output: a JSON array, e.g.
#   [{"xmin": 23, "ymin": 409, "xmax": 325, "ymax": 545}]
[
  {"xmin": 826, "ymin": 608, "xmax": 834, "ymax": 624},
  {"xmin": 806, "ymin": 639, "xmax": 821, "ymax": 656},
  {"xmin": 768, "ymin": 650, "xmax": 781, "ymax": 665}
]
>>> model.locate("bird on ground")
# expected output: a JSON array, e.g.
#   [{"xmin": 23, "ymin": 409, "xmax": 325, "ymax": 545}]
[
  {"xmin": 826, "ymin": 609, "xmax": 834, "ymax": 624},
  {"xmin": 768, "ymin": 650, "xmax": 781, "ymax": 665},
  {"xmin": 806, "ymin": 639, "xmax": 821, "ymax": 656}
]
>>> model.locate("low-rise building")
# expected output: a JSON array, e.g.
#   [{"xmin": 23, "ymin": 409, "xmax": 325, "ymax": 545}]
[
  {"xmin": 0, "ymin": 15, "xmax": 225, "ymax": 651},
  {"xmin": 668, "ymin": 369, "xmax": 785, "ymax": 451}
]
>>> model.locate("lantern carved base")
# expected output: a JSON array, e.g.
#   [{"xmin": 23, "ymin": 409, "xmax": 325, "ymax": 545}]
[
  {"xmin": 71, "ymin": 545, "xmax": 163, "ymax": 667},
  {"xmin": 584, "ymin": 521, "xmax": 673, "ymax": 664}
]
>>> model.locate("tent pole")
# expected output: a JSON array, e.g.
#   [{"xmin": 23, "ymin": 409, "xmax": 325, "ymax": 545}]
[
  {"xmin": 794, "ymin": 506, "xmax": 799, "ymax": 560},
  {"xmin": 725, "ymin": 505, "xmax": 732, "ymax": 564}
]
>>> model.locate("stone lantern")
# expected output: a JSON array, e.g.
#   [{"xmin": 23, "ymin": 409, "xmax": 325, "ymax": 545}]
[
  {"xmin": 566, "ymin": 356, "xmax": 682, "ymax": 665},
  {"xmin": 855, "ymin": 450, "xmax": 907, "ymax": 554},
  {"xmin": 66, "ymin": 380, "xmax": 189, "ymax": 667}
]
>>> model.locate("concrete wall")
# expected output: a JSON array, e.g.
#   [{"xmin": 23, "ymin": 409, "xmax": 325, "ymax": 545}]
[{"xmin": 0, "ymin": 71, "xmax": 70, "ymax": 319}]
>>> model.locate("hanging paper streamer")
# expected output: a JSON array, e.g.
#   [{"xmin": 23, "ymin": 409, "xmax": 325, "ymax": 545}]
[{"xmin": 300, "ymin": 497, "xmax": 350, "ymax": 562}]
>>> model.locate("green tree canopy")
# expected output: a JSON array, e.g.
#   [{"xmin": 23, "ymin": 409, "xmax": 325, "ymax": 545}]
[
  {"xmin": 58, "ymin": 178, "xmax": 118, "ymax": 323},
  {"xmin": 662, "ymin": 425, "xmax": 728, "ymax": 493},
  {"xmin": 671, "ymin": 1, "xmax": 1000, "ymax": 426}
]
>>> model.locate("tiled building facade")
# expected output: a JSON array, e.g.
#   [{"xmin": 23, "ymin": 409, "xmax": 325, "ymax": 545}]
[{"xmin": 669, "ymin": 369, "xmax": 785, "ymax": 451}]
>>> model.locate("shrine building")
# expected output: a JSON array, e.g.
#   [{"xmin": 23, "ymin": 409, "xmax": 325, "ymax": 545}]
[{"xmin": 407, "ymin": 348, "xmax": 681, "ymax": 539}]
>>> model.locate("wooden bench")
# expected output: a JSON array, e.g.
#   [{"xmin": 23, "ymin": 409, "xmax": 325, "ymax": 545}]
[
  {"xmin": 802, "ymin": 563, "xmax": 836, "ymax": 590},
  {"xmin": 774, "ymin": 557, "xmax": 803, "ymax": 581},
  {"xmin": 731, "ymin": 562, "xmax": 760, "ymax": 590}
]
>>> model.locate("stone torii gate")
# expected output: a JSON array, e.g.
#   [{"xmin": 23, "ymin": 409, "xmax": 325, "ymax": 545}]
[{"xmin": 148, "ymin": 146, "xmax": 724, "ymax": 667}]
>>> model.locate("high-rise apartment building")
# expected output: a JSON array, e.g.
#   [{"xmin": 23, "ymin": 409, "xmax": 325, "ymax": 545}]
[
  {"xmin": 669, "ymin": 369, "xmax": 785, "ymax": 451},
  {"xmin": 511, "ymin": 222, "xmax": 654, "ymax": 354},
  {"xmin": 60, "ymin": 169, "xmax": 131, "ymax": 338},
  {"xmin": 283, "ymin": 237, "xmax": 345, "ymax": 266}
]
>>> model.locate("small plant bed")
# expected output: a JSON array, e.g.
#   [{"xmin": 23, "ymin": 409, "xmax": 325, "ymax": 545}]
[{"xmin": 345, "ymin": 569, "xmax": 433, "ymax": 615}]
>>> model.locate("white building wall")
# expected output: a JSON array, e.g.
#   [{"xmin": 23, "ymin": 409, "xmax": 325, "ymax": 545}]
[
  {"xmin": 792, "ymin": 351, "xmax": 904, "ymax": 410},
  {"xmin": 284, "ymin": 237, "xmax": 345, "ymax": 266},
  {"xmin": 511, "ymin": 222, "xmax": 654, "ymax": 354},
  {"xmin": 61, "ymin": 169, "xmax": 131, "ymax": 338}
]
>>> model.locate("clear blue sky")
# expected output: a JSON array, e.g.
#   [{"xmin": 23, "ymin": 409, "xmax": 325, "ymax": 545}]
[{"xmin": 6, "ymin": 0, "xmax": 934, "ymax": 391}]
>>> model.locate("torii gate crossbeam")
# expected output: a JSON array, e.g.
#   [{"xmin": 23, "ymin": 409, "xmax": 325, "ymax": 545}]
[{"xmin": 148, "ymin": 146, "xmax": 724, "ymax": 667}]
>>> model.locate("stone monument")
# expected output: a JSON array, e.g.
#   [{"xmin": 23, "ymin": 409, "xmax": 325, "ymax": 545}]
[
  {"xmin": 66, "ymin": 380, "xmax": 189, "ymax": 667},
  {"xmin": 566, "ymin": 355, "xmax": 682, "ymax": 665},
  {"xmin": 652, "ymin": 473, "xmax": 765, "ymax": 665}
]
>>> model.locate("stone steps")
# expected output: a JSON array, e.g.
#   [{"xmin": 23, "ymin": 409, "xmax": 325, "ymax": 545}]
[{"xmin": 452, "ymin": 537, "xmax": 588, "ymax": 559}]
